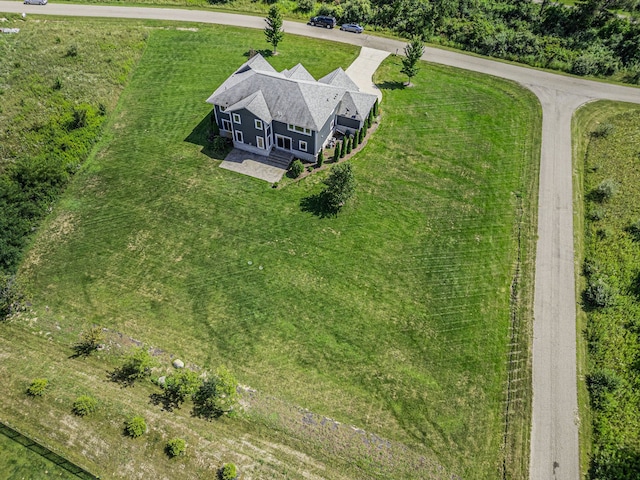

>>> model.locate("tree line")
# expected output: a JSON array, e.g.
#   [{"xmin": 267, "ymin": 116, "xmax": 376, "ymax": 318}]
[{"xmin": 307, "ymin": 0, "xmax": 640, "ymax": 82}]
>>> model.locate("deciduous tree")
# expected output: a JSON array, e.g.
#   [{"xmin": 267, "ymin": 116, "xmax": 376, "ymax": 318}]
[{"xmin": 401, "ymin": 37, "xmax": 425, "ymax": 86}]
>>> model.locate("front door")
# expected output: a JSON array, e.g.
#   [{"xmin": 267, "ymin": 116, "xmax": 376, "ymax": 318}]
[{"xmin": 276, "ymin": 135, "xmax": 292, "ymax": 150}]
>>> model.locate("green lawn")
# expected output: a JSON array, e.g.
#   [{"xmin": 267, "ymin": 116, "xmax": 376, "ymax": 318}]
[
  {"xmin": 1, "ymin": 18, "xmax": 540, "ymax": 480},
  {"xmin": 573, "ymin": 101, "xmax": 640, "ymax": 479},
  {"xmin": 0, "ymin": 432, "xmax": 77, "ymax": 480}
]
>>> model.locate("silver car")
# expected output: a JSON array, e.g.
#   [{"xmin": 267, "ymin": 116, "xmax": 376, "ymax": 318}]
[
  {"xmin": 24, "ymin": 0, "xmax": 48, "ymax": 4},
  {"xmin": 340, "ymin": 24, "xmax": 364, "ymax": 34}
]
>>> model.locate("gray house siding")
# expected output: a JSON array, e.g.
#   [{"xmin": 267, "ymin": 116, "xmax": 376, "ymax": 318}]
[
  {"xmin": 215, "ymin": 106, "xmax": 233, "ymax": 138},
  {"xmin": 315, "ymin": 110, "xmax": 337, "ymax": 154},
  {"xmin": 231, "ymin": 109, "xmax": 269, "ymax": 152},
  {"xmin": 272, "ymin": 121, "xmax": 316, "ymax": 162}
]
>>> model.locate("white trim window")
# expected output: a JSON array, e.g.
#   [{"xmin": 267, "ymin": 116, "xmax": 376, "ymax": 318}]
[
  {"xmin": 232, "ymin": 113, "xmax": 241, "ymax": 124},
  {"xmin": 234, "ymin": 130, "xmax": 244, "ymax": 143},
  {"xmin": 222, "ymin": 119, "xmax": 232, "ymax": 131},
  {"xmin": 287, "ymin": 124, "xmax": 312, "ymax": 136},
  {"xmin": 298, "ymin": 140, "xmax": 307, "ymax": 152},
  {"xmin": 257, "ymin": 136, "xmax": 265, "ymax": 149},
  {"xmin": 255, "ymin": 119, "xmax": 263, "ymax": 130}
]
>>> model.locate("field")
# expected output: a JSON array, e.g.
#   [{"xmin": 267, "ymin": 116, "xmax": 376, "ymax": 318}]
[
  {"xmin": 573, "ymin": 101, "xmax": 640, "ymax": 479},
  {"xmin": 0, "ymin": 16, "xmax": 540, "ymax": 480}
]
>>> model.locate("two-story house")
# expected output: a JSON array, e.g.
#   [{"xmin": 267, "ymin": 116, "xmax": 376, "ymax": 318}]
[{"xmin": 206, "ymin": 54, "xmax": 377, "ymax": 163}]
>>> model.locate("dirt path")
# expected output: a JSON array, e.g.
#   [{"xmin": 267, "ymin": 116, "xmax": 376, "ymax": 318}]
[{"xmin": 3, "ymin": 3, "xmax": 640, "ymax": 478}]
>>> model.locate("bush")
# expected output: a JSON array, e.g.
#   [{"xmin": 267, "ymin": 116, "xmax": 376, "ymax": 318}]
[
  {"xmin": 116, "ymin": 347, "xmax": 158, "ymax": 384},
  {"xmin": 212, "ymin": 135, "xmax": 228, "ymax": 154},
  {"xmin": 628, "ymin": 219, "xmax": 640, "ymax": 241},
  {"xmin": 125, "ymin": 416, "xmax": 147, "ymax": 438},
  {"xmin": 592, "ymin": 122, "xmax": 615, "ymax": 138},
  {"xmin": 594, "ymin": 179, "xmax": 618, "ymax": 202},
  {"xmin": 317, "ymin": 150, "xmax": 324, "ymax": 168},
  {"xmin": 166, "ymin": 438, "xmax": 186, "ymax": 457},
  {"xmin": 72, "ymin": 326, "xmax": 105, "ymax": 357},
  {"xmin": 26, "ymin": 378, "xmax": 48, "ymax": 397},
  {"xmin": 346, "ymin": 135, "xmax": 353, "ymax": 154},
  {"xmin": 289, "ymin": 159, "xmax": 304, "ymax": 178},
  {"xmin": 66, "ymin": 44, "xmax": 78, "ymax": 57},
  {"xmin": 296, "ymin": 0, "xmax": 314, "ymax": 12},
  {"xmin": 73, "ymin": 395, "xmax": 97, "ymax": 416},
  {"xmin": 585, "ymin": 277, "xmax": 617, "ymax": 308},
  {"xmin": 192, "ymin": 366, "xmax": 239, "ymax": 419},
  {"xmin": 588, "ymin": 207, "xmax": 605, "ymax": 221},
  {"xmin": 0, "ymin": 274, "xmax": 23, "ymax": 320},
  {"xmin": 162, "ymin": 369, "xmax": 202, "ymax": 409},
  {"xmin": 587, "ymin": 370, "xmax": 621, "ymax": 410},
  {"xmin": 220, "ymin": 463, "xmax": 238, "ymax": 480}
]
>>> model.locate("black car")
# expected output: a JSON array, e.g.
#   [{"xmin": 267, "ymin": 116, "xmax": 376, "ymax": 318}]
[{"xmin": 308, "ymin": 16, "xmax": 337, "ymax": 29}]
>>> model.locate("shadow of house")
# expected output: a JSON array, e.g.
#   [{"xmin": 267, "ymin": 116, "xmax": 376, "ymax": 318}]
[{"xmin": 184, "ymin": 112, "xmax": 228, "ymax": 160}]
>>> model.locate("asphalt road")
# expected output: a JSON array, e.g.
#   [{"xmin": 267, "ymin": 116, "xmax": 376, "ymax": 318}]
[{"xmin": 3, "ymin": 2, "xmax": 640, "ymax": 478}]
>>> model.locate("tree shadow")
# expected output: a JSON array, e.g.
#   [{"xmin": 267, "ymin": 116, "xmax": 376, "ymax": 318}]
[
  {"xmin": 184, "ymin": 113, "xmax": 228, "ymax": 160},
  {"xmin": 149, "ymin": 392, "xmax": 180, "ymax": 412},
  {"xmin": 376, "ymin": 80, "xmax": 405, "ymax": 91},
  {"xmin": 69, "ymin": 343, "xmax": 94, "ymax": 359},
  {"xmin": 108, "ymin": 366, "xmax": 136, "ymax": 388},
  {"xmin": 299, "ymin": 193, "xmax": 338, "ymax": 218},
  {"xmin": 243, "ymin": 48, "xmax": 272, "ymax": 58}
]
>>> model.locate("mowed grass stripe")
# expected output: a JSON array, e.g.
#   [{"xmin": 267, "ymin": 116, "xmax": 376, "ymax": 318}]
[{"xmin": 17, "ymin": 26, "xmax": 540, "ymax": 478}]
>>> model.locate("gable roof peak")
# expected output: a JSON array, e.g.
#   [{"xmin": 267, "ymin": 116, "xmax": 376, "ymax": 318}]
[{"xmin": 318, "ymin": 67, "xmax": 359, "ymax": 91}]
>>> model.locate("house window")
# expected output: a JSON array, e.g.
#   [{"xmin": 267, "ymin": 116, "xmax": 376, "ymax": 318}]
[
  {"xmin": 234, "ymin": 130, "xmax": 243, "ymax": 143},
  {"xmin": 299, "ymin": 140, "xmax": 307, "ymax": 152},
  {"xmin": 255, "ymin": 119, "xmax": 263, "ymax": 130},
  {"xmin": 232, "ymin": 113, "xmax": 241, "ymax": 124},
  {"xmin": 257, "ymin": 136, "xmax": 265, "ymax": 149},
  {"xmin": 287, "ymin": 124, "xmax": 311, "ymax": 136},
  {"xmin": 222, "ymin": 119, "xmax": 232, "ymax": 131}
]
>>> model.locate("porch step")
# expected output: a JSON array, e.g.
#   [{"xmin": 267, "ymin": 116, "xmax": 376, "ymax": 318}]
[{"xmin": 267, "ymin": 149, "xmax": 295, "ymax": 170}]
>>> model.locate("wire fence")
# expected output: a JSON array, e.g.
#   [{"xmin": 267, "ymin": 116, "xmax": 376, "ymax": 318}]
[{"xmin": 0, "ymin": 420, "xmax": 99, "ymax": 480}]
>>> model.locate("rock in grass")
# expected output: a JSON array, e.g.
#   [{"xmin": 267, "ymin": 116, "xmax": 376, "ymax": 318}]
[{"xmin": 173, "ymin": 359, "xmax": 185, "ymax": 369}]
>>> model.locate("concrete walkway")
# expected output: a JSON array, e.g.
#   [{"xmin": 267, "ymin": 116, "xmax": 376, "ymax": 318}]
[
  {"xmin": 220, "ymin": 149, "xmax": 287, "ymax": 183},
  {"xmin": 345, "ymin": 46, "xmax": 390, "ymax": 101}
]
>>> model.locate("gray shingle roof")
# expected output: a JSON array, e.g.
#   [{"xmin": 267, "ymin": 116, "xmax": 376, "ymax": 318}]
[
  {"xmin": 318, "ymin": 68, "xmax": 360, "ymax": 91},
  {"xmin": 283, "ymin": 63, "xmax": 315, "ymax": 82},
  {"xmin": 206, "ymin": 54, "xmax": 376, "ymax": 131},
  {"xmin": 226, "ymin": 91, "xmax": 272, "ymax": 123}
]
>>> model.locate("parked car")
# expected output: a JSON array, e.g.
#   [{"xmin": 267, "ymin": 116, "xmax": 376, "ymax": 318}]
[
  {"xmin": 308, "ymin": 16, "xmax": 337, "ymax": 29},
  {"xmin": 24, "ymin": 0, "xmax": 47, "ymax": 4},
  {"xmin": 340, "ymin": 23, "xmax": 364, "ymax": 34}
]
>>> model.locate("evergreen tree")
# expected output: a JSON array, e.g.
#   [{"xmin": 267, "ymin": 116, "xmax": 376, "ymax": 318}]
[
  {"xmin": 346, "ymin": 135, "xmax": 353, "ymax": 154},
  {"xmin": 317, "ymin": 149, "xmax": 324, "ymax": 167},
  {"xmin": 264, "ymin": 6, "xmax": 284, "ymax": 55},
  {"xmin": 340, "ymin": 140, "xmax": 346, "ymax": 158},
  {"xmin": 401, "ymin": 37, "xmax": 424, "ymax": 86},
  {"xmin": 373, "ymin": 98, "xmax": 379, "ymax": 117},
  {"xmin": 321, "ymin": 163, "xmax": 356, "ymax": 213}
]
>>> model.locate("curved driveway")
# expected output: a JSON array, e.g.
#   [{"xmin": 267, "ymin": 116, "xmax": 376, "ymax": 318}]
[{"xmin": 3, "ymin": 2, "xmax": 640, "ymax": 478}]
